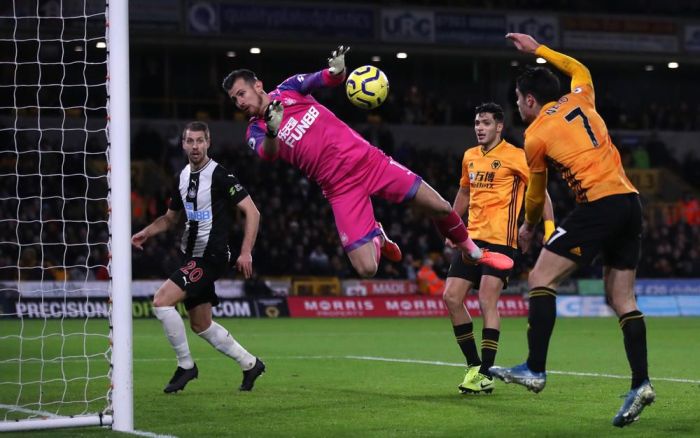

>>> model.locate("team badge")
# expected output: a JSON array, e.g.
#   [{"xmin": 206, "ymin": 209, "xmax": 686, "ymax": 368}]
[
  {"xmin": 247, "ymin": 137, "xmax": 256, "ymax": 150},
  {"xmin": 491, "ymin": 160, "xmax": 501, "ymax": 169}
]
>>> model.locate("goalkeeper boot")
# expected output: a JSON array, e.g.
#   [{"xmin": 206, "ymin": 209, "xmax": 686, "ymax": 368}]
[
  {"xmin": 164, "ymin": 363, "xmax": 199, "ymax": 393},
  {"xmin": 378, "ymin": 222, "xmax": 402, "ymax": 262},
  {"xmin": 490, "ymin": 362, "xmax": 546, "ymax": 393},
  {"xmin": 459, "ymin": 372, "xmax": 495, "ymax": 394},
  {"xmin": 239, "ymin": 358, "xmax": 266, "ymax": 391},
  {"xmin": 612, "ymin": 380, "xmax": 655, "ymax": 428},
  {"xmin": 463, "ymin": 248, "xmax": 513, "ymax": 271}
]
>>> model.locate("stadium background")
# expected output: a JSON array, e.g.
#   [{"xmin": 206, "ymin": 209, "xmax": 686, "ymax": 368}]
[
  {"xmin": 1, "ymin": 0, "xmax": 699, "ymax": 318},
  {"xmin": 1, "ymin": 1, "xmax": 700, "ymax": 436}
]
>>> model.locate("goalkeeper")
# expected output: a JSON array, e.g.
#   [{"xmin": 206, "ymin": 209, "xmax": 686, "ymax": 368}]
[{"xmin": 222, "ymin": 46, "xmax": 514, "ymax": 278}]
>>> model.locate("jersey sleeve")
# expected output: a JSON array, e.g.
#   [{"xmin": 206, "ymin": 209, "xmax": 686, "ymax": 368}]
[
  {"xmin": 524, "ymin": 133, "xmax": 548, "ymax": 173},
  {"xmin": 216, "ymin": 167, "xmax": 250, "ymax": 205},
  {"xmin": 459, "ymin": 150, "xmax": 471, "ymax": 188},
  {"xmin": 246, "ymin": 121, "xmax": 277, "ymax": 161},
  {"xmin": 168, "ymin": 176, "xmax": 183, "ymax": 211},
  {"xmin": 277, "ymin": 69, "xmax": 345, "ymax": 95},
  {"xmin": 535, "ymin": 45, "xmax": 593, "ymax": 92},
  {"xmin": 512, "ymin": 148, "xmax": 530, "ymax": 185}
]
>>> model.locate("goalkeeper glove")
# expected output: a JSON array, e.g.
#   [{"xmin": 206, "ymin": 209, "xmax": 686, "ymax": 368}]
[
  {"xmin": 264, "ymin": 100, "xmax": 283, "ymax": 138},
  {"xmin": 328, "ymin": 45, "xmax": 350, "ymax": 76},
  {"xmin": 543, "ymin": 219, "xmax": 555, "ymax": 243}
]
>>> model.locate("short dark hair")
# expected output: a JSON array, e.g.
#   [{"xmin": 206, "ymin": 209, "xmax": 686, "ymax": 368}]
[
  {"xmin": 516, "ymin": 66, "xmax": 561, "ymax": 106},
  {"xmin": 182, "ymin": 121, "xmax": 210, "ymax": 141},
  {"xmin": 222, "ymin": 69, "xmax": 258, "ymax": 93},
  {"xmin": 475, "ymin": 102, "xmax": 504, "ymax": 123}
]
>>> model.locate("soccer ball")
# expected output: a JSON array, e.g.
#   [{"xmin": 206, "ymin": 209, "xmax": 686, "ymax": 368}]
[{"xmin": 345, "ymin": 65, "xmax": 389, "ymax": 109}]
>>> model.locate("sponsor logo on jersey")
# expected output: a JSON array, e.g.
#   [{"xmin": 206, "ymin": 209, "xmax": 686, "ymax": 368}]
[
  {"xmin": 229, "ymin": 183, "xmax": 243, "ymax": 197},
  {"xmin": 278, "ymin": 106, "xmax": 320, "ymax": 148},
  {"xmin": 470, "ymin": 171, "xmax": 496, "ymax": 189},
  {"xmin": 184, "ymin": 202, "xmax": 211, "ymax": 221}
]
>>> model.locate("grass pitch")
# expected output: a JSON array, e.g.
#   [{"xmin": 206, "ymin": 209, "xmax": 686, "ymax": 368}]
[{"xmin": 1, "ymin": 317, "xmax": 699, "ymax": 437}]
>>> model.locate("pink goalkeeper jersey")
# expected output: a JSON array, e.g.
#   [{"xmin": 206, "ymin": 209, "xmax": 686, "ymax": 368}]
[{"xmin": 245, "ymin": 69, "xmax": 376, "ymax": 190}]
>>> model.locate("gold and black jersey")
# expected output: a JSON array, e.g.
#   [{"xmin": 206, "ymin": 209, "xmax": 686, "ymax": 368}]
[{"xmin": 460, "ymin": 140, "xmax": 529, "ymax": 248}]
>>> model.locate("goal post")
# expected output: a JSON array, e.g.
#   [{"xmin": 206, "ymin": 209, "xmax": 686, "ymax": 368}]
[
  {"xmin": 0, "ymin": 0, "xmax": 132, "ymax": 432},
  {"xmin": 108, "ymin": 0, "xmax": 133, "ymax": 432}
]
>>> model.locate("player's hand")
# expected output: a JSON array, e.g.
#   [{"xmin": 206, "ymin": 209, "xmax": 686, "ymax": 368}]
[
  {"xmin": 264, "ymin": 100, "xmax": 283, "ymax": 137},
  {"xmin": 131, "ymin": 230, "xmax": 148, "ymax": 250},
  {"xmin": 518, "ymin": 222, "xmax": 536, "ymax": 254},
  {"xmin": 444, "ymin": 238, "xmax": 456, "ymax": 249},
  {"xmin": 505, "ymin": 33, "xmax": 540, "ymax": 54},
  {"xmin": 235, "ymin": 253, "xmax": 253, "ymax": 279},
  {"xmin": 328, "ymin": 45, "xmax": 350, "ymax": 76}
]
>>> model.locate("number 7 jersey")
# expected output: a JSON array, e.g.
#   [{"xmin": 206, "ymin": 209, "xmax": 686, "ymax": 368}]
[{"xmin": 523, "ymin": 83, "xmax": 637, "ymax": 203}]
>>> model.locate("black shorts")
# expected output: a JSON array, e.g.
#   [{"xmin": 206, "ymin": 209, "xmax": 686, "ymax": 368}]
[
  {"xmin": 447, "ymin": 240, "xmax": 517, "ymax": 289},
  {"xmin": 545, "ymin": 193, "xmax": 642, "ymax": 269},
  {"xmin": 168, "ymin": 255, "xmax": 228, "ymax": 310}
]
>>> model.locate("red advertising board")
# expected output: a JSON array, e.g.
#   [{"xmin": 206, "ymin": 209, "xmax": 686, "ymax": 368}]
[{"xmin": 287, "ymin": 295, "xmax": 527, "ymax": 318}]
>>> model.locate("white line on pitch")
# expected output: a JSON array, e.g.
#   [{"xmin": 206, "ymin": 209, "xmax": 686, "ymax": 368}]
[
  {"xmin": 342, "ymin": 355, "xmax": 700, "ymax": 384},
  {"xmin": 126, "ymin": 429, "xmax": 178, "ymax": 438},
  {"xmin": 130, "ymin": 355, "xmax": 700, "ymax": 384},
  {"xmin": 0, "ymin": 403, "xmax": 60, "ymax": 418}
]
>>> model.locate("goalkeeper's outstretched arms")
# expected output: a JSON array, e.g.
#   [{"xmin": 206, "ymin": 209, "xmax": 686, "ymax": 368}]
[
  {"xmin": 131, "ymin": 209, "xmax": 181, "ymax": 250},
  {"xmin": 505, "ymin": 33, "xmax": 592, "ymax": 91},
  {"xmin": 278, "ymin": 45, "xmax": 350, "ymax": 95}
]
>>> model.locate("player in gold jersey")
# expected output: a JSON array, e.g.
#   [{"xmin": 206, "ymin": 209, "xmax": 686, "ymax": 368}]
[
  {"xmin": 490, "ymin": 33, "xmax": 655, "ymax": 428},
  {"xmin": 443, "ymin": 102, "xmax": 555, "ymax": 394}
]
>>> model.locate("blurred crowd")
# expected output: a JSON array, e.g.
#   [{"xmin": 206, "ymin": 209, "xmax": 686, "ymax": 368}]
[{"xmin": 2, "ymin": 119, "xmax": 699, "ymax": 283}]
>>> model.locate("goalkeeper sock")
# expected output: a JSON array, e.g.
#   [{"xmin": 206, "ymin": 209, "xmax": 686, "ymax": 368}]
[
  {"xmin": 154, "ymin": 306, "xmax": 194, "ymax": 369},
  {"xmin": 433, "ymin": 211, "xmax": 482, "ymax": 259},
  {"xmin": 619, "ymin": 310, "xmax": 649, "ymax": 389},
  {"xmin": 453, "ymin": 322, "xmax": 481, "ymax": 367},
  {"xmin": 526, "ymin": 288, "xmax": 557, "ymax": 373},
  {"xmin": 198, "ymin": 321, "xmax": 256, "ymax": 370}
]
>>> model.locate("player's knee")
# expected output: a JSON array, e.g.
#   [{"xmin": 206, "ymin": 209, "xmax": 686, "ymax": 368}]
[
  {"xmin": 190, "ymin": 319, "xmax": 210, "ymax": 334},
  {"xmin": 352, "ymin": 259, "xmax": 378, "ymax": 278},
  {"xmin": 433, "ymin": 198, "xmax": 452, "ymax": 217},
  {"xmin": 527, "ymin": 269, "xmax": 553, "ymax": 290},
  {"xmin": 152, "ymin": 295, "xmax": 168, "ymax": 308},
  {"xmin": 442, "ymin": 288, "xmax": 463, "ymax": 310}
]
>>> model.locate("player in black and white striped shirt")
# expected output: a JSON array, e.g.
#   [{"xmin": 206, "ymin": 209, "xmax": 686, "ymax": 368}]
[{"xmin": 131, "ymin": 121, "xmax": 265, "ymax": 393}]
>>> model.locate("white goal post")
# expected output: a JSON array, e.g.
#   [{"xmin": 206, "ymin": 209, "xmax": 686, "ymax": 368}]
[{"xmin": 0, "ymin": 0, "xmax": 132, "ymax": 432}]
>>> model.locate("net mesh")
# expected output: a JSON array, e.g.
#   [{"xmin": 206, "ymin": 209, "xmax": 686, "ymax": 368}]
[{"xmin": 0, "ymin": 0, "xmax": 112, "ymax": 421}]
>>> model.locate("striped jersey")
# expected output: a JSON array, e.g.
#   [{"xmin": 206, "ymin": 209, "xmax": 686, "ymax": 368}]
[
  {"xmin": 460, "ymin": 140, "xmax": 529, "ymax": 248},
  {"xmin": 169, "ymin": 159, "xmax": 249, "ymax": 259}
]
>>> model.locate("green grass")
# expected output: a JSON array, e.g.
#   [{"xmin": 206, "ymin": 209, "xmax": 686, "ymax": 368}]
[{"xmin": 1, "ymin": 317, "xmax": 699, "ymax": 437}]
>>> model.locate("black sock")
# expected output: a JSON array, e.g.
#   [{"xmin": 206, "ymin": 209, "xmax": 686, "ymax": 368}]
[
  {"xmin": 619, "ymin": 310, "xmax": 649, "ymax": 389},
  {"xmin": 526, "ymin": 287, "xmax": 557, "ymax": 373},
  {"xmin": 479, "ymin": 328, "xmax": 500, "ymax": 377},
  {"xmin": 453, "ymin": 322, "xmax": 481, "ymax": 367}
]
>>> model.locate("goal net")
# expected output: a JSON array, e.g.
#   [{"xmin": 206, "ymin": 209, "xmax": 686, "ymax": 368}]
[{"xmin": 0, "ymin": 0, "xmax": 132, "ymax": 432}]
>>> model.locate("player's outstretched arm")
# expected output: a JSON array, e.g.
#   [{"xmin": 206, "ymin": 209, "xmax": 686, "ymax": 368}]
[
  {"xmin": 506, "ymin": 32, "xmax": 592, "ymax": 90},
  {"xmin": 131, "ymin": 209, "xmax": 180, "ymax": 250},
  {"xmin": 234, "ymin": 195, "xmax": 260, "ymax": 279}
]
